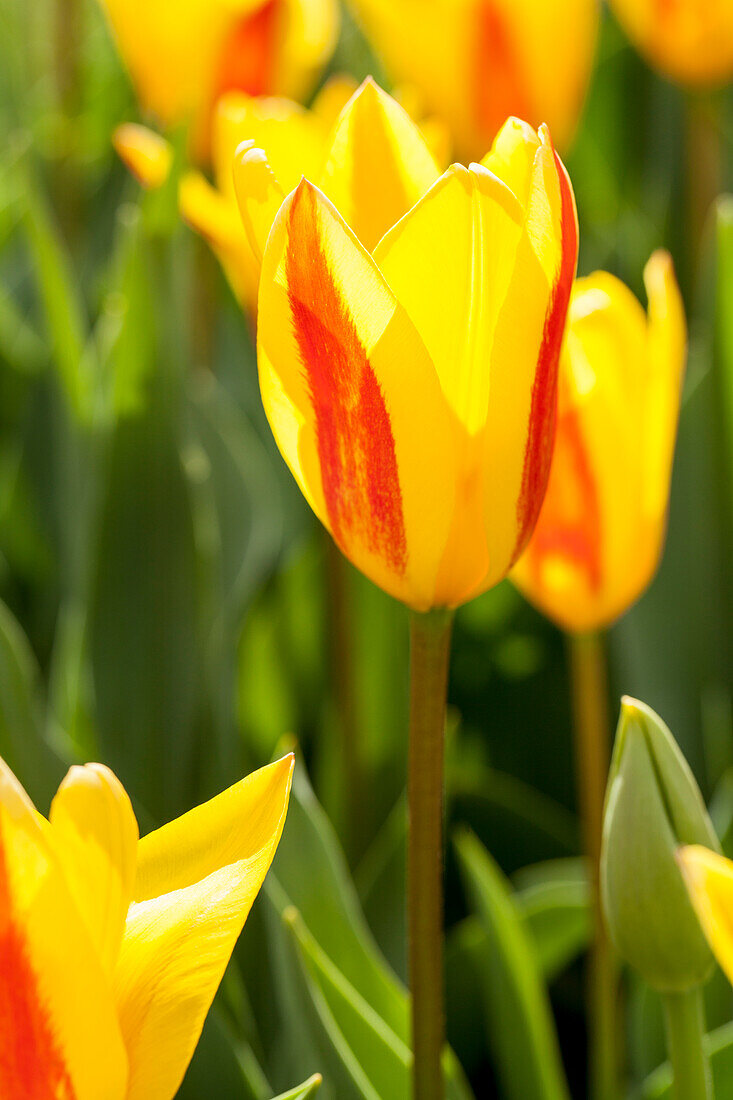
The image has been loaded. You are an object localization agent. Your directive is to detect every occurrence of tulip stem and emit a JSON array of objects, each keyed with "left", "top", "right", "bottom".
[
  {"left": 663, "top": 989, "right": 713, "bottom": 1100},
  {"left": 408, "top": 608, "right": 454, "bottom": 1100},
  {"left": 568, "top": 631, "right": 618, "bottom": 1100}
]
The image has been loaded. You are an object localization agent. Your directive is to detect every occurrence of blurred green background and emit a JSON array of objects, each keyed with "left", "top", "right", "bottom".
[{"left": 0, "top": 1, "right": 732, "bottom": 1097}]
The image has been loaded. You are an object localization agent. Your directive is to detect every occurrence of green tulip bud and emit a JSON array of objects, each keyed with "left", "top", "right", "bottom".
[{"left": 601, "top": 696, "right": 720, "bottom": 992}]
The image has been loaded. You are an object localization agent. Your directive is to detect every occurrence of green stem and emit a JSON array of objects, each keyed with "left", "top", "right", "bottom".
[
  {"left": 408, "top": 608, "right": 454, "bottom": 1100},
  {"left": 663, "top": 989, "right": 713, "bottom": 1100},
  {"left": 685, "top": 91, "right": 723, "bottom": 284},
  {"left": 568, "top": 631, "right": 618, "bottom": 1100}
]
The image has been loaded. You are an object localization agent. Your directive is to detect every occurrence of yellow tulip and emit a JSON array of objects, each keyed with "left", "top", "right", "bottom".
[
  {"left": 113, "top": 123, "right": 173, "bottom": 190},
  {"left": 512, "top": 252, "right": 686, "bottom": 633},
  {"left": 180, "top": 77, "right": 358, "bottom": 316},
  {"left": 237, "top": 87, "right": 578, "bottom": 610},
  {"left": 678, "top": 846, "right": 733, "bottom": 984},
  {"left": 346, "top": 0, "right": 598, "bottom": 157},
  {"left": 97, "top": 0, "right": 339, "bottom": 156},
  {"left": 609, "top": 0, "right": 733, "bottom": 86},
  {"left": 0, "top": 752, "right": 293, "bottom": 1099}
]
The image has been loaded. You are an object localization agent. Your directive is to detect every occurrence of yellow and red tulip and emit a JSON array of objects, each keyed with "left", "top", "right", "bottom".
[
  {"left": 179, "top": 77, "right": 358, "bottom": 316},
  {"left": 237, "top": 89, "right": 578, "bottom": 610},
  {"left": 609, "top": 0, "right": 733, "bottom": 86},
  {"left": 346, "top": 0, "right": 598, "bottom": 158},
  {"left": 679, "top": 846, "right": 733, "bottom": 985},
  {"left": 512, "top": 252, "right": 686, "bottom": 633},
  {"left": 98, "top": 0, "right": 339, "bottom": 157},
  {"left": 0, "top": 752, "right": 293, "bottom": 1099}
]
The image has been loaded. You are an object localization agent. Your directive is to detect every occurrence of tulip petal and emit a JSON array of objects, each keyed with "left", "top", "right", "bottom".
[
  {"left": 512, "top": 254, "right": 683, "bottom": 634},
  {"left": 372, "top": 161, "right": 525, "bottom": 601},
  {"left": 257, "top": 179, "right": 457, "bottom": 608},
  {"left": 214, "top": 91, "right": 326, "bottom": 199},
  {"left": 373, "top": 162, "right": 524, "bottom": 435},
  {"left": 49, "top": 763, "right": 138, "bottom": 975},
  {"left": 269, "top": 0, "right": 340, "bottom": 104},
  {"left": 179, "top": 170, "right": 259, "bottom": 311},
  {"left": 233, "top": 143, "right": 287, "bottom": 263},
  {"left": 310, "top": 74, "right": 360, "bottom": 129},
  {"left": 114, "top": 757, "right": 294, "bottom": 1100},
  {"left": 505, "top": 130, "right": 577, "bottom": 564},
  {"left": 0, "top": 758, "right": 128, "bottom": 1100},
  {"left": 320, "top": 78, "right": 440, "bottom": 251},
  {"left": 113, "top": 123, "right": 172, "bottom": 190},
  {"left": 642, "top": 249, "right": 687, "bottom": 519},
  {"left": 678, "top": 846, "right": 733, "bottom": 985}
]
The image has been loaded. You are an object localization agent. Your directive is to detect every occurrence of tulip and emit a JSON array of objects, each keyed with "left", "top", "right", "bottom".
[
  {"left": 679, "top": 845, "right": 733, "bottom": 985},
  {"left": 97, "top": 0, "right": 339, "bottom": 157},
  {"left": 346, "top": 0, "right": 598, "bottom": 157},
  {"left": 241, "top": 93, "right": 578, "bottom": 611},
  {"left": 601, "top": 698, "right": 718, "bottom": 992},
  {"left": 180, "top": 77, "right": 358, "bottom": 315},
  {"left": 512, "top": 251, "right": 687, "bottom": 633},
  {"left": 609, "top": 0, "right": 733, "bottom": 85},
  {"left": 0, "top": 751, "right": 293, "bottom": 1099},
  {"left": 602, "top": 698, "right": 718, "bottom": 1099}
]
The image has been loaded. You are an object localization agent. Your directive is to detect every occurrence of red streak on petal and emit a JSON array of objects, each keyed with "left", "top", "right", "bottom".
[
  {"left": 0, "top": 835, "right": 76, "bottom": 1099},
  {"left": 215, "top": 0, "right": 280, "bottom": 101},
  {"left": 511, "top": 149, "right": 578, "bottom": 564},
  {"left": 285, "top": 186, "right": 407, "bottom": 575},
  {"left": 475, "top": 1, "right": 532, "bottom": 142},
  {"left": 525, "top": 397, "right": 602, "bottom": 593}
]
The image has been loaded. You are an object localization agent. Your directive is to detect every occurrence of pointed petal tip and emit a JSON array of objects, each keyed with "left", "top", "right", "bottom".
[{"left": 233, "top": 138, "right": 257, "bottom": 164}]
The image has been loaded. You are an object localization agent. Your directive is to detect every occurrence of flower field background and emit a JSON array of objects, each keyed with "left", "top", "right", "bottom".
[{"left": 0, "top": 1, "right": 732, "bottom": 1097}]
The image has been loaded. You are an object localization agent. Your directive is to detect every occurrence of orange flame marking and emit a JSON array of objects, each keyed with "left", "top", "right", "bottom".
[
  {"left": 512, "top": 149, "right": 578, "bottom": 562},
  {"left": 525, "top": 395, "right": 603, "bottom": 593},
  {"left": 0, "top": 833, "right": 76, "bottom": 1099},
  {"left": 475, "top": 1, "right": 532, "bottom": 142},
  {"left": 215, "top": 0, "right": 280, "bottom": 102},
  {"left": 285, "top": 186, "right": 407, "bottom": 575}
]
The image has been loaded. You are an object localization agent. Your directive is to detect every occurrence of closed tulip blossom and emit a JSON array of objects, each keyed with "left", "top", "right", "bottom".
[
  {"left": 0, "top": 752, "right": 293, "bottom": 1099},
  {"left": 238, "top": 86, "right": 578, "bottom": 610},
  {"left": 609, "top": 0, "right": 733, "bottom": 85},
  {"left": 346, "top": 0, "right": 598, "bottom": 157},
  {"left": 97, "top": 0, "right": 339, "bottom": 157},
  {"left": 512, "top": 252, "right": 686, "bottom": 633},
  {"left": 180, "top": 77, "right": 358, "bottom": 315}
]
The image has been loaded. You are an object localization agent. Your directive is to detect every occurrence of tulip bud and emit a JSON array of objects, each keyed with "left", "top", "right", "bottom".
[{"left": 601, "top": 697, "right": 720, "bottom": 991}]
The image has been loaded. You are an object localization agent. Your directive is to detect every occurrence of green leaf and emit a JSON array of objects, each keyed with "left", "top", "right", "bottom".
[
  {"left": 284, "top": 906, "right": 409, "bottom": 1100},
  {"left": 268, "top": 765, "right": 407, "bottom": 1038},
  {"left": 14, "top": 154, "right": 94, "bottom": 422},
  {"left": 271, "top": 1076, "right": 323, "bottom": 1100},
  {"left": 178, "top": 1007, "right": 263, "bottom": 1100},
  {"left": 355, "top": 796, "right": 407, "bottom": 982},
  {"left": 264, "top": 764, "right": 473, "bottom": 1099},
  {"left": 455, "top": 829, "right": 571, "bottom": 1100},
  {"left": 639, "top": 1020, "right": 733, "bottom": 1099},
  {"left": 0, "top": 597, "right": 67, "bottom": 807},
  {"left": 0, "top": 285, "right": 45, "bottom": 375},
  {"left": 513, "top": 859, "right": 591, "bottom": 982},
  {"left": 88, "top": 387, "right": 203, "bottom": 821}
]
